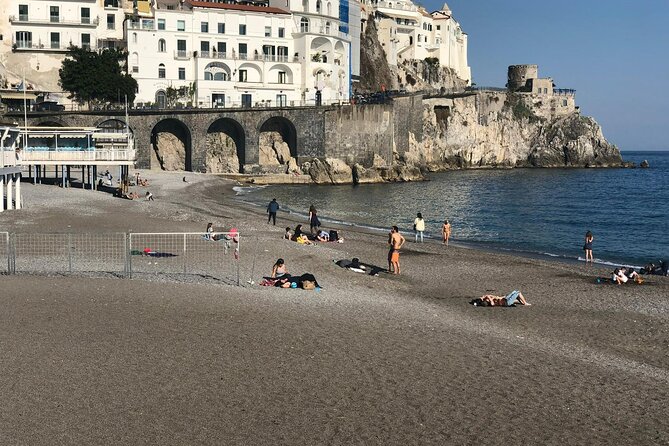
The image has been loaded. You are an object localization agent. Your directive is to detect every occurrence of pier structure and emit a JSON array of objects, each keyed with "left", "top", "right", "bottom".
[
  {"left": 19, "top": 126, "right": 135, "bottom": 191},
  {"left": 1, "top": 125, "right": 22, "bottom": 212}
]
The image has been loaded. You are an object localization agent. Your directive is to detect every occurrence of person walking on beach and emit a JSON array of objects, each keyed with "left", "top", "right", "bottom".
[
  {"left": 309, "top": 204, "right": 321, "bottom": 235},
  {"left": 442, "top": 219, "right": 451, "bottom": 246},
  {"left": 145, "top": 191, "right": 154, "bottom": 201},
  {"left": 583, "top": 231, "right": 594, "bottom": 264},
  {"left": 267, "top": 198, "right": 280, "bottom": 225},
  {"left": 388, "top": 226, "right": 406, "bottom": 275},
  {"left": 414, "top": 213, "right": 425, "bottom": 243}
]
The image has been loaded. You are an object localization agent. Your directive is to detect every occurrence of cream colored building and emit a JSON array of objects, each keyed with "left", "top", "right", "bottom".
[
  {"left": 363, "top": 1, "right": 470, "bottom": 83},
  {"left": 129, "top": 0, "right": 355, "bottom": 108},
  {"left": 0, "top": 0, "right": 129, "bottom": 96}
]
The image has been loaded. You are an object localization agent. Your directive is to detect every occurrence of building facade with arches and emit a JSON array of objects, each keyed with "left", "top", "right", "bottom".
[{"left": 128, "top": 0, "right": 356, "bottom": 108}]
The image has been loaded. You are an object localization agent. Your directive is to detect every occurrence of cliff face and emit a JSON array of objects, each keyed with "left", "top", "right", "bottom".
[{"left": 421, "top": 93, "right": 622, "bottom": 170}]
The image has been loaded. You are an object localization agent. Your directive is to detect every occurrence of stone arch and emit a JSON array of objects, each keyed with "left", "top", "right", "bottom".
[
  {"left": 334, "top": 40, "right": 346, "bottom": 65},
  {"left": 258, "top": 116, "right": 297, "bottom": 169},
  {"left": 206, "top": 118, "right": 246, "bottom": 173},
  {"left": 35, "top": 119, "right": 66, "bottom": 127},
  {"left": 150, "top": 118, "right": 192, "bottom": 171},
  {"left": 96, "top": 118, "right": 133, "bottom": 135}
]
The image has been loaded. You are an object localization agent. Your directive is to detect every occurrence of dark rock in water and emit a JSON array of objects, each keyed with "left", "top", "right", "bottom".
[{"left": 640, "top": 160, "right": 650, "bottom": 168}]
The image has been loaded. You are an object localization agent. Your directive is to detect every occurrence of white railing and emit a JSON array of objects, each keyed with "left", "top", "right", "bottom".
[
  {"left": 21, "top": 149, "right": 135, "bottom": 163},
  {"left": 2, "top": 151, "right": 19, "bottom": 167}
]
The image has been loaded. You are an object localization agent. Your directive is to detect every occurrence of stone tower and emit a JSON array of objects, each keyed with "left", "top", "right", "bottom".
[{"left": 507, "top": 64, "right": 538, "bottom": 92}]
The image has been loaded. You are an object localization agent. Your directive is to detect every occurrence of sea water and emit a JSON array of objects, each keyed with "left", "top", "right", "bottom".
[{"left": 236, "top": 151, "right": 669, "bottom": 267}]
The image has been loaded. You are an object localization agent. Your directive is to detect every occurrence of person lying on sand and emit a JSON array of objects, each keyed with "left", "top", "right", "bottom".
[{"left": 473, "top": 290, "right": 531, "bottom": 307}]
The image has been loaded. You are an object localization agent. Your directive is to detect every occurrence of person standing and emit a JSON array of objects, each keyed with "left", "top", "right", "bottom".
[
  {"left": 267, "top": 198, "right": 280, "bottom": 225},
  {"left": 309, "top": 204, "right": 321, "bottom": 235},
  {"left": 442, "top": 219, "right": 452, "bottom": 246},
  {"left": 388, "top": 226, "right": 406, "bottom": 275},
  {"left": 413, "top": 213, "right": 425, "bottom": 243},
  {"left": 583, "top": 231, "right": 594, "bottom": 263}
]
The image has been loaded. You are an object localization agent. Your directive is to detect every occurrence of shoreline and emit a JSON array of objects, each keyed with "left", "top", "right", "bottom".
[{"left": 1, "top": 169, "right": 668, "bottom": 444}]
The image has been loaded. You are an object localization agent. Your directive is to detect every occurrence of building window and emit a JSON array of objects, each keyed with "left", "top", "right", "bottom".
[
  {"left": 177, "top": 20, "right": 185, "bottom": 31},
  {"left": 158, "top": 63, "right": 166, "bottom": 79},
  {"left": 326, "top": 21, "right": 331, "bottom": 34},
  {"left": 239, "top": 43, "right": 247, "bottom": 58},
  {"left": 200, "top": 40, "right": 210, "bottom": 56},
  {"left": 302, "top": 0, "right": 308, "bottom": 12},
  {"left": 158, "top": 19, "right": 165, "bottom": 30},
  {"left": 239, "top": 69, "right": 247, "bottom": 82},
  {"left": 436, "top": 25, "right": 441, "bottom": 30},
  {"left": 300, "top": 17, "right": 309, "bottom": 33},
  {"left": 15, "top": 31, "right": 32, "bottom": 48},
  {"left": 428, "top": 24, "right": 432, "bottom": 31},
  {"left": 107, "top": 14, "right": 115, "bottom": 30},
  {"left": 50, "top": 6, "right": 59, "bottom": 23},
  {"left": 81, "top": 8, "right": 90, "bottom": 24},
  {"left": 104, "top": 0, "right": 119, "bottom": 7},
  {"left": 158, "top": 39, "right": 166, "bottom": 52},
  {"left": 278, "top": 27, "right": 285, "bottom": 38},
  {"left": 218, "top": 23, "right": 225, "bottom": 34},
  {"left": 316, "top": 0, "right": 321, "bottom": 13},
  {"left": 81, "top": 33, "right": 90, "bottom": 49},
  {"left": 217, "top": 41, "right": 226, "bottom": 55},
  {"left": 278, "top": 71, "right": 287, "bottom": 84},
  {"left": 178, "top": 67, "right": 186, "bottom": 80},
  {"left": 201, "top": 22, "right": 209, "bottom": 33},
  {"left": 265, "top": 27, "right": 271, "bottom": 37},
  {"left": 239, "top": 24, "right": 246, "bottom": 35},
  {"left": 18, "top": 5, "right": 28, "bottom": 21},
  {"left": 177, "top": 39, "right": 186, "bottom": 57},
  {"left": 327, "top": 2, "right": 331, "bottom": 15},
  {"left": 204, "top": 72, "right": 213, "bottom": 80},
  {"left": 50, "top": 32, "right": 60, "bottom": 49},
  {"left": 562, "top": 99, "right": 568, "bottom": 106},
  {"left": 276, "top": 94, "right": 287, "bottom": 107}
]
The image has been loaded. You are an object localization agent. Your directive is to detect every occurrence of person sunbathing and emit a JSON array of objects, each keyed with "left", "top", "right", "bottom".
[{"left": 479, "top": 290, "right": 531, "bottom": 306}]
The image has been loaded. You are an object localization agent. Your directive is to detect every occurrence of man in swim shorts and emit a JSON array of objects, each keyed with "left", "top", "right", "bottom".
[{"left": 388, "top": 226, "right": 405, "bottom": 275}]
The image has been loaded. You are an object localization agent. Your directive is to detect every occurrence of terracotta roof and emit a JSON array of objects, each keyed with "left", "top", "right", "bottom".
[{"left": 187, "top": 0, "right": 290, "bottom": 15}]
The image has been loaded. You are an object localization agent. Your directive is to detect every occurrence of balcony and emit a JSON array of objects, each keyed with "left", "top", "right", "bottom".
[
  {"left": 197, "top": 51, "right": 299, "bottom": 63},
  {"left": 21, "top": 148, "right": 136, "bottom": 163},
  {"left": 2, "top": 151, "right": 20, "bottom": 168},
  {"left": 12, "top": 38, "right": 91, "bottom": 52},
  {"left": 174, "top": 50, "right": 193, "bottom": 60},
  {"left": 9, "top": 15, "right": 99, "bottom": 27}
]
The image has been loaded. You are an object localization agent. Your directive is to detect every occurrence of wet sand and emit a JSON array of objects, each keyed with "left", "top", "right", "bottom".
[{"left": 1, "top": 171, "right": 668, "bottom": 445}]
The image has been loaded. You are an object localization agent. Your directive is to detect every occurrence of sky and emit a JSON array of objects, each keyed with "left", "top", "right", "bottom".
[{"left": 422, "top": 0, "right": 669, "bottom": 150}]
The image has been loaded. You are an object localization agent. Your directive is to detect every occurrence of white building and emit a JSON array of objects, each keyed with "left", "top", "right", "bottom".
[
  {"left": 363, "top": 1, "right": 470, "bottom": 83},
  {"left": 0, "top": 0, "right": 128, "bottom": 94},
  {"left": 1, "top": 124, "right": 22, "bottom": 212},
  {"left": 128, "top": 0, "right": 355, "bottom": 108}
]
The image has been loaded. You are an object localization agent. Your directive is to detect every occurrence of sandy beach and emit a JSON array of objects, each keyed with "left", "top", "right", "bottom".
[{"left": 1, "top": 170, "right": 668, "bottom": 445}]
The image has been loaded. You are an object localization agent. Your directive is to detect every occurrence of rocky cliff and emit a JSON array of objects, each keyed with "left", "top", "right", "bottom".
[{"left": 421, "top": 93, "right": 622, "bottom": 170}]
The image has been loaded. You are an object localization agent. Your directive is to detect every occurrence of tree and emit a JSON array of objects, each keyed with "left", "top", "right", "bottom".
[{"left": 59, "top": 46, "right": 138, "bottom": 105}]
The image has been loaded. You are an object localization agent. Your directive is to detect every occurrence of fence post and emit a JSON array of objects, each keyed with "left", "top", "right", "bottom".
[
  {"left": 183, "top": 233, "right": 187, "bottom": 274},
  {"left": 128, "top": 233, "right": 133, "bottom": 279},
  {"left": 123, "top": 233, "right": 129, "bottom": 277},
  {"left": 68, "top": 233, "right": 73, "bottom": 273}
]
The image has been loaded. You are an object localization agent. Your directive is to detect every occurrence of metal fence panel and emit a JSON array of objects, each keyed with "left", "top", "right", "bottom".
[
  {"left": 0, "top": 232, "right": 8, "bottom": 274},
  {"left": 12, "top": 233, "right": 126, "bottom": 274},
  {"left": 129, "top": 232, "right": 239, "bottom": 284}
]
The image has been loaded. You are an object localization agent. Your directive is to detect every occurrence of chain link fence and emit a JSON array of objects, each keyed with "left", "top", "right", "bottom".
[{"left": 2, "top": 232, "right": 240, "bottom": 285}]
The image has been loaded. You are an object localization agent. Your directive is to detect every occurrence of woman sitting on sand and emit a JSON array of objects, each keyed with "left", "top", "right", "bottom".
[
  {"left": 477, "top": 290, "right": 531, "bottom": 306},
  {"left": 271, "top": 258, "right": 289, "bottom": 278},
  {"left": 292, "top": 224, "right": 304, "bottom": 241}
]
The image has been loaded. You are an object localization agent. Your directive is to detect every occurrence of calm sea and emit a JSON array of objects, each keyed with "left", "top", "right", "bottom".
[{"left": 235, "top": 151, "right": 669, "bottom": 267}]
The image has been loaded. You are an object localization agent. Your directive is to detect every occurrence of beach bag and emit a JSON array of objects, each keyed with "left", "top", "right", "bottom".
[
  {"left": 302, "top": 280, "right": 316, "bottom": 290},
  {"left": 329, "top": 230, "right": 338, "bottom": 241}
]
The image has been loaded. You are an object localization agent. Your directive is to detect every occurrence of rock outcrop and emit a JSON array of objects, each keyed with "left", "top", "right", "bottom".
[
  {"left": 154, "top": 132, "right": 185, "bottom": 171},
  {"left": 421, "top": 93, "right": 622, "bottom": 170},
  {"left": 205, "top": 132, "right": 240, "bottom": 173}
]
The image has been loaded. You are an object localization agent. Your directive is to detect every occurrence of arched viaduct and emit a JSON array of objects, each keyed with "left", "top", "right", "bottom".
[
  {"left": 8, "top": 95, "right": 425, "bottom": 173},
  {"left": 16, "top": 106, "right": 329, "bottom": 173}
]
